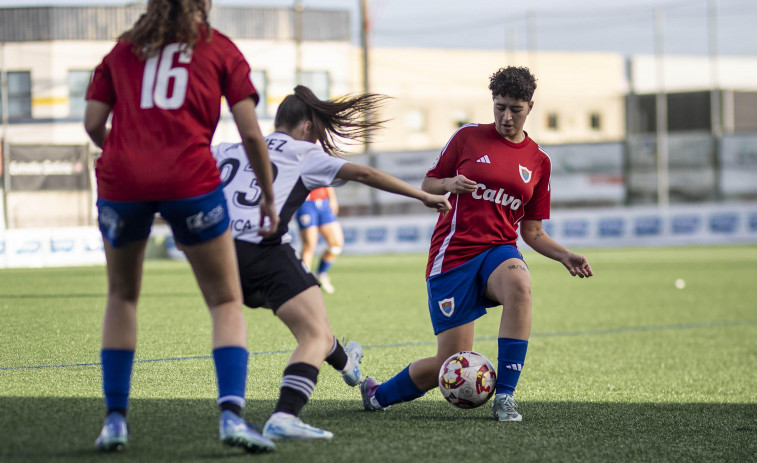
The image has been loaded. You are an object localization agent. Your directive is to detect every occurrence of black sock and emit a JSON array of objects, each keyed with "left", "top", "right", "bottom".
[
  {"left": 220, "top": 402, "right": 242, "bottom": 416},
  {"left": 107, "top": 408, "right": 127, "bottom": 418},
  {"left": 324, "top": 337, "right": 348, "bottom": 371},
  {"left": 274, "top": 362, "right": 319, "bottom": 416}
]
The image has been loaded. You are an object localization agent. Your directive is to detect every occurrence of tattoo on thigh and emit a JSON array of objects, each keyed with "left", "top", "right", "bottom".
[{"left": 507, "top": 264, "right": 527, "bottom": 272}]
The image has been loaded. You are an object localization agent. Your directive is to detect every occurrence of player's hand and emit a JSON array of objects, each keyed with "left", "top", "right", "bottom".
[
  {"left": 423, "top": 193, "right": 452, "bottom": 214},
  {"left": 257, "top": 195, "right": 280, "bottom": 236},
  {"left": 561, "top": 252, "right": 594, "bottom": 278},
  {"left": 443, "top": 175, "right": 477, "bottom": 194}
]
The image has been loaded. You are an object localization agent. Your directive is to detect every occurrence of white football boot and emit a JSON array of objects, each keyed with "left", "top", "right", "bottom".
[{"left": 262, "top": 412, "right": 333, "bottom": 440}]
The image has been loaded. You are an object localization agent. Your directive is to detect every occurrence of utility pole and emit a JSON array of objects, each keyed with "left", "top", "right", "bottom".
[
  {"left": 359, "top": 0, "right": 379, "bottom": 214},
  {"left": 654, "top": 9, "right": 669, "bottom": 209},
  {"left": 360, "top": 0, "right": 370, "bottom": 101},
  {"left": 294, "top": 1, "right": 304, "bottom": 85},
  {"left": 708, "top": 0, "right": 722, "bottom": 200},
  {"left": 506, "top": 25, "right": 516, "bottom": 65},
  {"left": 1, "top": 42, "right": 9, "bottom": 229},
  {"left": 526, "top": 10, "right": 536, "bottom": 69}
]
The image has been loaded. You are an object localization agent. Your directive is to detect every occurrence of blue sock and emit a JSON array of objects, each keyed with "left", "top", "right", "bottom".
[
  {"left": 213, "top": 346, "right": 248, "bottom": 409},
  {"left": 317, "top": 259, "right": 333, "bottom": 274},
  {"left": 101, "top": 349, "right": 135, "bottom": 412},
  {"left": 375, "top": 365, "right": 426, "bottom": 407},
  {"left": 496, "top": 337, "right": 528, "bottom": 395}
]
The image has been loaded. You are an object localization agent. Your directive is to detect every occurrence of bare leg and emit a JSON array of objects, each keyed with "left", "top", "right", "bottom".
[
  {"left": 181, "top": 230, "right": 246, "bottom": 348},
  {"left": 299, "top": 227, "right": 319, "bottom": 271},
  {"left": 485, "top": 258, "right": 532, "bottom": 340},
  {"left": 317, "top": 221, "right": 344, "bottom": 267},
  {"left": 275, "top": 286, "right": 334, "bottom": 367},
  {"left": 407, "top": 321, "right": 476, "bottom": 391},
  {"left": 101, "top": 239, "right": 148, "bottom": 349}
]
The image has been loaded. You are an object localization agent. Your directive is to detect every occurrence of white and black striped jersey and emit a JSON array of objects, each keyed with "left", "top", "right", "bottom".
[{"left": 212, "top": 132, "right": 348, "bottom": 245}]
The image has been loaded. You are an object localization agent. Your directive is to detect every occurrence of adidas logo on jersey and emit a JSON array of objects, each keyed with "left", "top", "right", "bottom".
[
  {"left": 471, "top": 183, "right": 522, "bottom": 210},
  {"left": 476, "top": 155, "right": 491, "bottom": 164}
]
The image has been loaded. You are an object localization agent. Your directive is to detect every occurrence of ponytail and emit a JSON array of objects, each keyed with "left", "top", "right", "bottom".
[{"left": 275, "top": 85, "right": 390, "bottom": 156}]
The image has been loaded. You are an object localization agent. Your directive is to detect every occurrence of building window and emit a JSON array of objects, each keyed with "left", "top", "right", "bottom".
[
  {"left": 1, "top": 71, "right": 32, "bottom": 120},
  {"left": 590, "top": 112, "right": 602, "bottom": 131},
  {"left": 297, "top": 71, "right": 330, "bottom": 100},
  {"left": 453, "top": 109, "right": 470, "bottom": 128},
  {"left": 68, "top": 70, "right": 92, "bottom": 119},
  {"left": 250, "top": 69, "right": 268, "bottom": 117},
  {"left": 405, "top": 109, "right": 426, "bottom": 132},
  {"left": 546, "top": 112, "right": 559, "bottom": 130}
]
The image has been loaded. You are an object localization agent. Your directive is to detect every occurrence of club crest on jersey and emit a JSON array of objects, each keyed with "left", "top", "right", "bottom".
[
  {"left": 519, "top": 164, "right": 532, "bottom": 183},
  {"left": 438, "top": 297, "right": 455, "bottom": 317}
]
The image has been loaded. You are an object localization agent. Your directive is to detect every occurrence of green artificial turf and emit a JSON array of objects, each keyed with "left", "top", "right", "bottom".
[{"left": 1, "top": 245, "right": 755, "bottom": 462}]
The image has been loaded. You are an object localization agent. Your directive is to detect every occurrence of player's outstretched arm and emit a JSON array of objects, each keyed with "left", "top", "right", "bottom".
[
  {"left": 421, "top": 175, "right": 477, "bottom": 195},
  {"left": 520, "top": 219, "right": 594, "bottom": 278},
  {"left": 336, "top": 163, "right": 451, "bottom": 214},
  {"left": 230, "top": 97, "right": 279, "bottom": 235}
]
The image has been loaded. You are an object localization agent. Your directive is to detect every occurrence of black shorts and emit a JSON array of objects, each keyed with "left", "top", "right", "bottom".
[{"left": 234, "top": 240, "right": 319, "bottom": 312}]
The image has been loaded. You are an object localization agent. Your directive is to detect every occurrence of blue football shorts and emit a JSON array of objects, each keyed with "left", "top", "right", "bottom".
[
  {"left": 295, "top": 199, "right": 337, "bottom": 229},
  {"left": 426, "top": 244, "right": 525, "bottom": 335},
  {"left": 97, "top": 185, "right": 230, "bottom": 248}
]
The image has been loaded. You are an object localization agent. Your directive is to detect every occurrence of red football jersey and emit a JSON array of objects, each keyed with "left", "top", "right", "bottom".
[
  {"left": 86, "top": 28, "right": 258, "bottom": 201},
  {"left": 306, "top": 187, "right": 330, "bottom": 201},
  {"left": 426, "top": 123, "right": 551, "bottom": 278}
]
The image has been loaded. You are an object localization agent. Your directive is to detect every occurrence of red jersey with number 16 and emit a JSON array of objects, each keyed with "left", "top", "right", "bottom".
[
  {"left": 86, "top": 28, "right": 258, "bottom": 201},
  {"left": 425, "top": 123, "right": 552, "bottom": 278}
]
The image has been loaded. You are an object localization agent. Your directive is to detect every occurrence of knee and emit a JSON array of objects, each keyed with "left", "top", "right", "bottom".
[
  {"left": 300, "top": 235, "right": 315, "bottom": 249},
  {"left": 327, "top": 246, "right": 342, "bottom": 256},
  {"left": 108, "top": 283, "right": 139, "bottom": 304},
  {"left": 509, "top": 280, "right": 532, "bottom": 305},
  {"left": 304, "top": 329, "right": 334, "bottom": 358},
  {"left": 299, "top": 322, "right": 333, "bottom": 350},
  {"left": 205, "top": 289, "right": 240, "bottom": 309}
]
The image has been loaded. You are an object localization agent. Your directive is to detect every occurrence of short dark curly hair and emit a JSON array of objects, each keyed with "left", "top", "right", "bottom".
[{"left": 488, "top": 67, "right": 537, "bottom": 102}]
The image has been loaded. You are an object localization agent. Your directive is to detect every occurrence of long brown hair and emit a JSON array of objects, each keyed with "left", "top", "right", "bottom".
[
  {"left": 120, "top": 0, "right": 211, "bottom": 58},
  {"left": 274, "top": 85, "right": 390, "bottom": 156}
]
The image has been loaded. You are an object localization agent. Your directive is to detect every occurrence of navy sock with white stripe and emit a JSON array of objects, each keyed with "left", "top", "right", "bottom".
[
  {"left": 496, "top": 337, "right": 528, "bottom": 395},
  {"left": 274, "top": 362, "right": 319, "bottom": 416}
]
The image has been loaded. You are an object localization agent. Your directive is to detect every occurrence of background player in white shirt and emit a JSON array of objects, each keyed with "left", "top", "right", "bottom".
[
  {"left": 212, "top": 85, "right": 450, "bottom": 440},
  {"left": 359, "top": 67, "right": 593, "bottom": 422}
]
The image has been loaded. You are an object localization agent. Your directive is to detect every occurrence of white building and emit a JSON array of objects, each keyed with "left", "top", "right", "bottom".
[{"left": 1, "top": 4, "right": 756, "bottom": 227}]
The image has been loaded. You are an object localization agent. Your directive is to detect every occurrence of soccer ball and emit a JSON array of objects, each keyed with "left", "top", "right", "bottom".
[{"left": 438, "top": 351, "right": 496, "bottom": 409}]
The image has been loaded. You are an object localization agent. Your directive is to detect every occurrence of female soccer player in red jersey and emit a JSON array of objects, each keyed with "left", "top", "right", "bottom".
[
  {"left": 84, "top": 0, "right": 278, "bottom": 453},
  {"left": 360, "top": 66, "right": 594, "bottom": 422},
  {"left": 295, "top": 186, "right": 344, "bottom": 293}
]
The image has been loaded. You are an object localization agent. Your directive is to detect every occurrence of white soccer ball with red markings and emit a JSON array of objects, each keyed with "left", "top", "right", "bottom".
[{"left": 438, "top": 351, "right": 496, "bottom": 409}]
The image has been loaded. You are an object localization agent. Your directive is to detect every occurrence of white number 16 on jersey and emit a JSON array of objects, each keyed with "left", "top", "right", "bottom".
[{"left": 140, "top": 43, "right": 192, "bottom": 110}]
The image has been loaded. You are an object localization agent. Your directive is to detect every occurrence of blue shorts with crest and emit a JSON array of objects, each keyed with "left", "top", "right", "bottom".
[
  {"left": 97, "top": 185, "right": 230, "bottom": 247},
  {"left": 295, "top": 199, "right": 337, "bottom": 229},
  {"left": 426, "top": 244, "right": 525, "bottom": 335}
]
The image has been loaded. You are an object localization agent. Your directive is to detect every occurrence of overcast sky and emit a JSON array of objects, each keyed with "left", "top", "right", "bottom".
[{"left": 1, "top": 0, "right": 756, "bottom": 56}]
